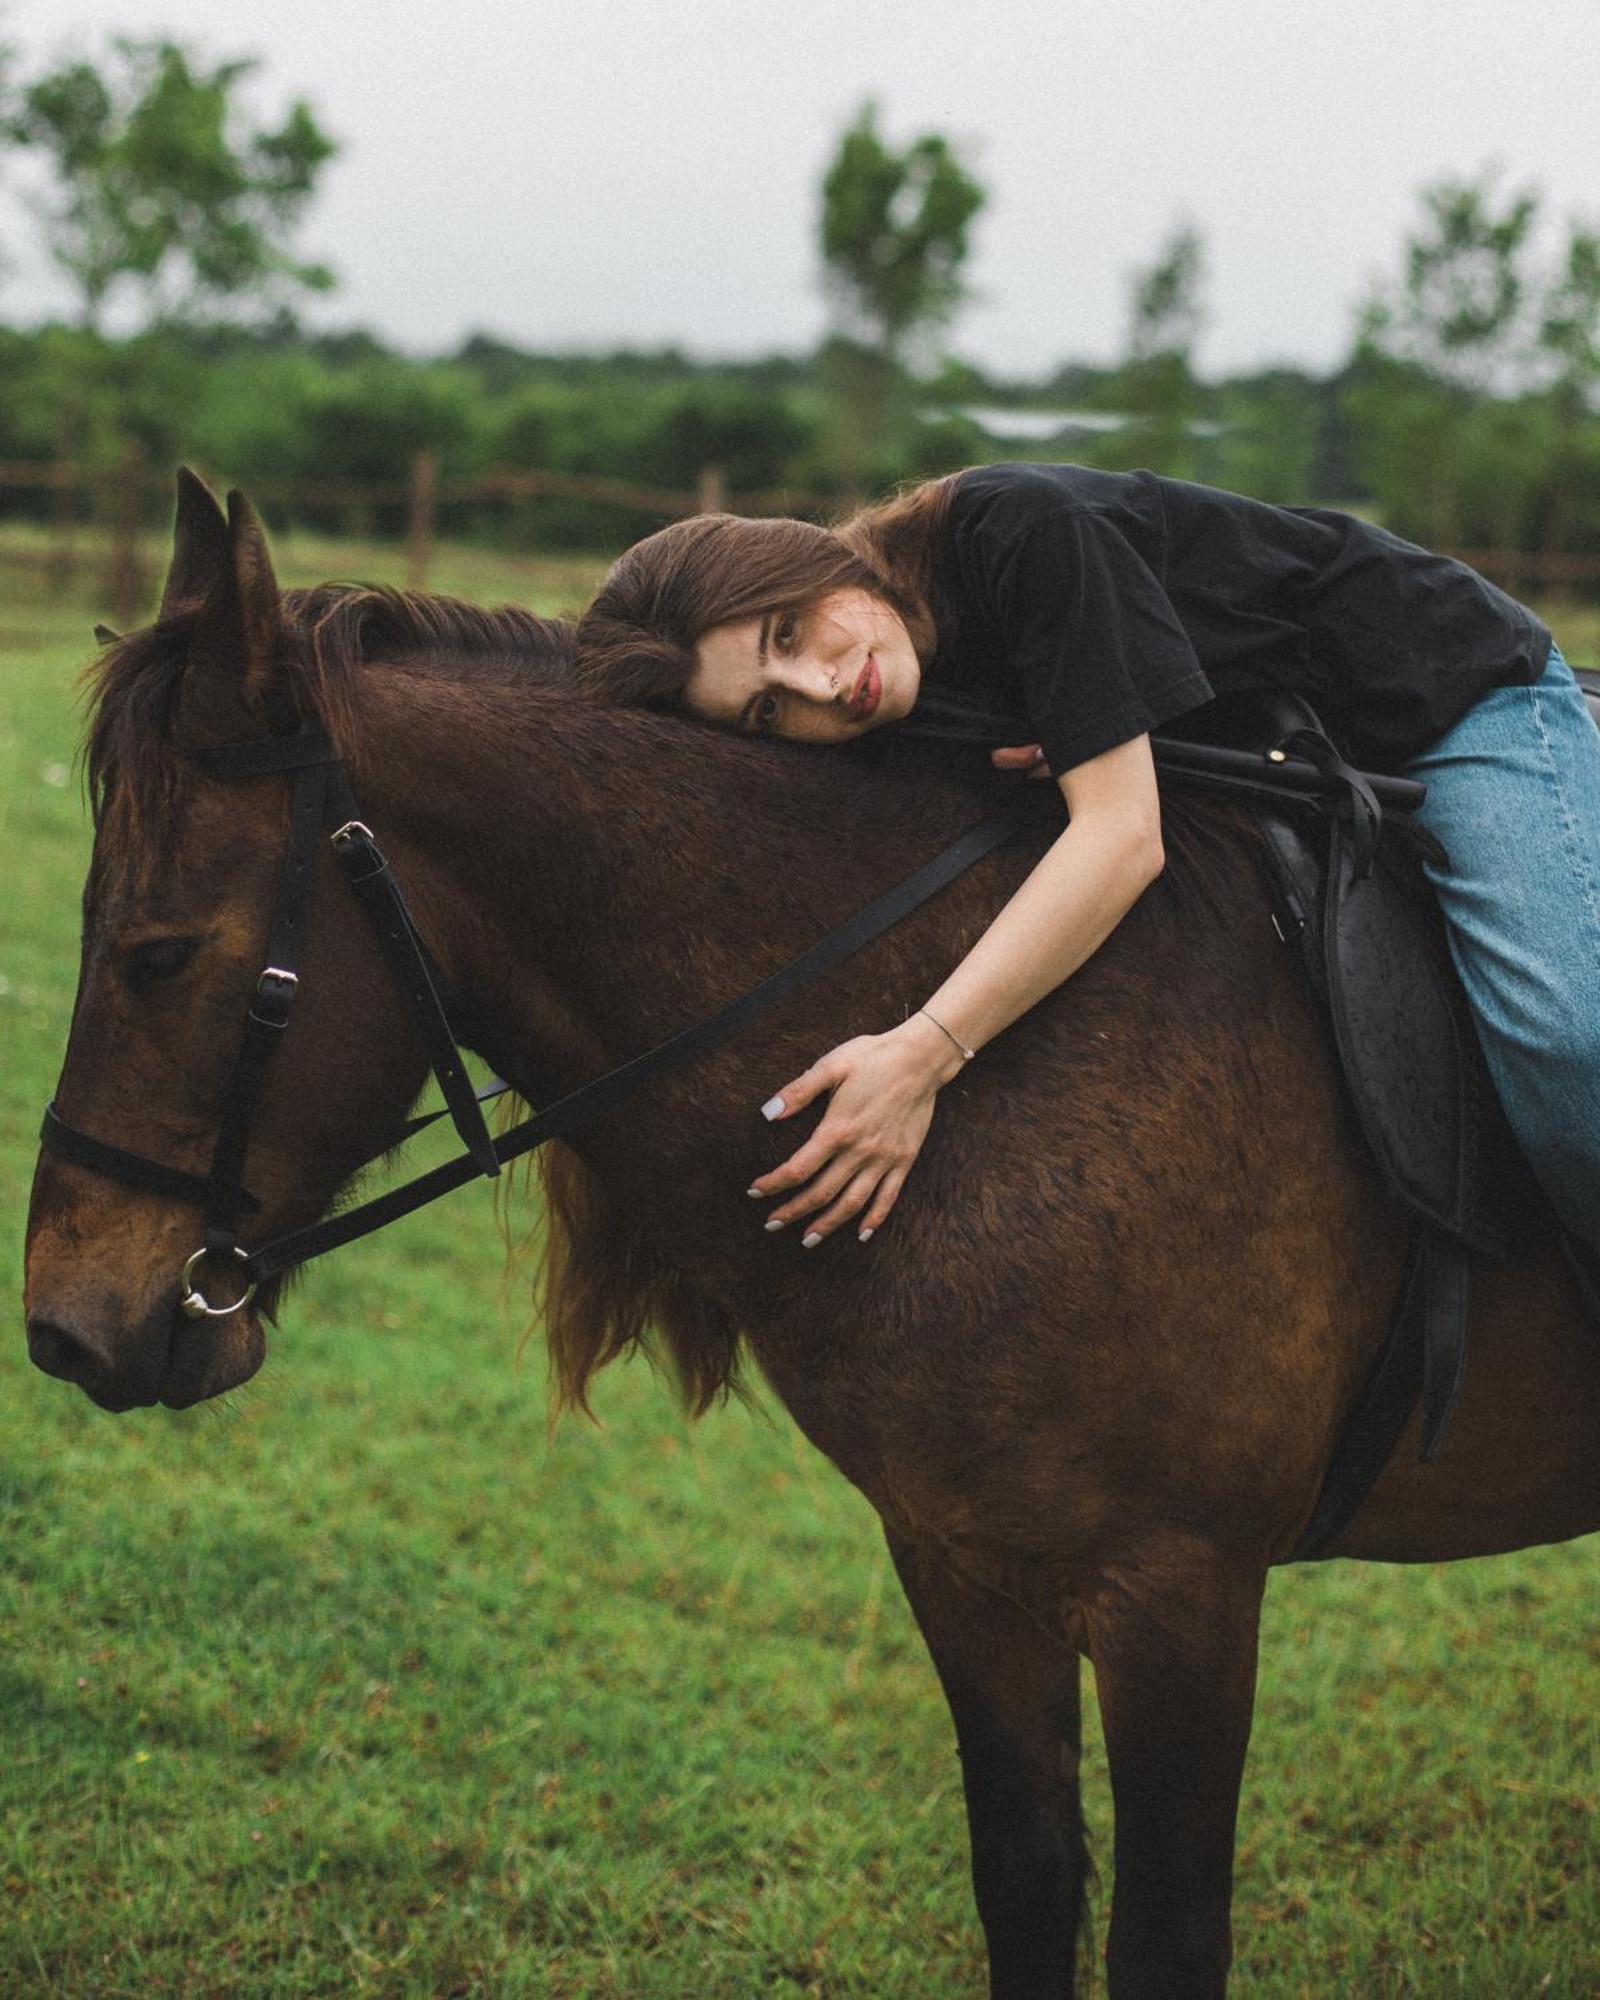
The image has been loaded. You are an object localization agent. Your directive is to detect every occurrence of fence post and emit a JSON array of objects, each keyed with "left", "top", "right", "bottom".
[
  {"left": 102, "top": 440, "right": 146, "bottom": 628},
  {"left": 696, "top": 464, "right": 726, "bottom": 515},
  {"left": 406, "top": 448, "right": 439, "bottom": 590},
  {"left": 47, "top": 412, "right": 79, "bottom": 598}
]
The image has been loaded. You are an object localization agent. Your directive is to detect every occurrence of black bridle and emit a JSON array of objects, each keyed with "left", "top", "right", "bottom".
[
  {"left": 40, "top": 713, "right": 1421, "bottom": 1322},
  {"left": 39, "top": 723, "right": 1033, "bottom": 1318}
]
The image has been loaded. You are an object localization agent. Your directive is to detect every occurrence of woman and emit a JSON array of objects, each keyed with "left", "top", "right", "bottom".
[{"left": 576, "top": 460, "right": 1598, "bottom": 1257}]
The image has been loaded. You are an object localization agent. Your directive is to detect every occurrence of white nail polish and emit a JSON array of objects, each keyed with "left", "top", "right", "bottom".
[
  {"left": 746, "top": 1186, "right": 764, "bottom": 1198},
  {"left": 858, "top": 1227, "right": 874, "bottom": 1243},
  {"left": 761, "top": 1096, "right": 786, "bottom": 1121},
  {"left": 801, "top": 1231, "right": 822, "bottom": 1249},
  {"left": 765, "top": 1217, "right": 786, "bottom": 1232}
]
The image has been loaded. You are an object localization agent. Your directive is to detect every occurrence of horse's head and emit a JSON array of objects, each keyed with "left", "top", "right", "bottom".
[{"left": 24, "top": 472, "right": 435, "bottom": 1409}]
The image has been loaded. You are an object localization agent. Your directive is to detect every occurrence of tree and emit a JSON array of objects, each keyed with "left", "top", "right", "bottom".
[
  {"left": 6, "top": 36, "right": 336, "bottom": 331},
  {"left": 0, "top": 38, "right": 20, "bottom": 289},
  {"left": 821, "top": 101, "right": 985, "bottom": 364},
  {"left": 1536, "top": 221, "right": 1600, "bottom": 552},
  {"left": 1128, "top": 221, "right": 1205, "bottom": 368},
  {"left": 1360, "top": 169, "right": 1540, "bottom": 397},
  {"left": 1110, "top": 222, "right": 1207, "bottom": 478},
  {"left": 818, "top": 102, "right": 985, "bottom": 467},
  {"left": 1344, "top": 169, "right": 1584, "bottom": 548}
]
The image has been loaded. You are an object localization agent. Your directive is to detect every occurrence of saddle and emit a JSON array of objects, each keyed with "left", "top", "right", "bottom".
[{"left": 1160, "top": 685, "right": 1566, "bottom": 1560}]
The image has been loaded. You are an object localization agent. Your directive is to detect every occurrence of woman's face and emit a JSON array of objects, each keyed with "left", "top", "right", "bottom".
[{"left": 684, "top": 587, "right": 922, "bottom": 744}]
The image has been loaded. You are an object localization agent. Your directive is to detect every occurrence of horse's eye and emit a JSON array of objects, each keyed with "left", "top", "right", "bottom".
[{"left": 123, "top": 937, "right": 200, "bottom": 994}]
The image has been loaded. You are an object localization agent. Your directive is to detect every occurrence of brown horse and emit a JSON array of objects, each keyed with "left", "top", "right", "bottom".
[{"left": 23, "top": 476, "right": 1600, "bottom": 1997}]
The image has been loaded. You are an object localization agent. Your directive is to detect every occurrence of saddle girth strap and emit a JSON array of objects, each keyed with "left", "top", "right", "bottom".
[{"left": 1290, "top": 1219, "right": 1471, "bottom": 1559}]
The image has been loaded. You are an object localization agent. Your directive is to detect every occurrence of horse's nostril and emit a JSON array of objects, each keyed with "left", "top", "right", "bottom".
[{"left": 26, "top": 1316, "right": 109, "bottom": 1387}]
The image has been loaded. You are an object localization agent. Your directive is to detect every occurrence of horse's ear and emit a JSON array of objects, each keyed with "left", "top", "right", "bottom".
[
  {"left": 160, "top": 467, "right": 231, "bottom": 619},
  {"left": 223, "top": 489, "right": 282, "bottom": 686},
  {"left": 179, "top": 483, "right": 287, "bottom": 742}
]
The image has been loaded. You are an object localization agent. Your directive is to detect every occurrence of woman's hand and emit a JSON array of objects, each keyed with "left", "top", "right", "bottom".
[{"left": 749, "top": 1013, "right": 964, "bottom": 1246}]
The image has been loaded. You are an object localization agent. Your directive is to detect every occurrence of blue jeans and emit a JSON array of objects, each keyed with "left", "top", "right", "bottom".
[{"left": 1401, "top": 643, "right": 1600, "bottom": 1250}]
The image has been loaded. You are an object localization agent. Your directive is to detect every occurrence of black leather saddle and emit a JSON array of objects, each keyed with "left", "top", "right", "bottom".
[{"left": 1165, "top": 687, "right": 1540, "bottom": 1254}]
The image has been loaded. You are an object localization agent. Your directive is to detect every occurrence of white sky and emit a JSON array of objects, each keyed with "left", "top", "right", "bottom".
[{"left": 6, "top": 0, "right": 1599, "bottom": 378}]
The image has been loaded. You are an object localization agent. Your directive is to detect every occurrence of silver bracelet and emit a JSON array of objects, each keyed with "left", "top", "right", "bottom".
[{"left": 919, "top": 1007, "right": 976, "bottom": 1062}]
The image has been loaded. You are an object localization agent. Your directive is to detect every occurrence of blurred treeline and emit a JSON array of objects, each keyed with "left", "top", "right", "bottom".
[
  {"left": 9, "top": 307, "right": 1598, "bottom": 561},
  {"left": 2, "top": 40, "right": 1597, "bottom": 560}
]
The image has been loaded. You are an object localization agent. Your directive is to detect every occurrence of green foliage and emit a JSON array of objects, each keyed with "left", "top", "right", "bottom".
[
  {"left": 300, "top": 360, "right": 480, "bottom": 484},
  {"left": 819, "top": 102, "right": 985, "bottom": 363},
  {"left": 1127, "top": 221, "right": 1206, "bottom": 366},
  {"left": 818, "top": 104, "right": 985, "bottom": 473},
  {"left": 1205, "top": 369, "right": 1335, "bottom": 505},
  {"left": 1363, "top": 171, "right": 1540, "bottom": 393},
  {"left": 0, "top": 149, "right": 1595, "bottom": 564},
  {"left": 5, "top": 35, "right": 335, "bottom": 330},
  {"left": 1541, "top": 224, "right": 1600, "bottom": 391},
  {"left": 1348, "top": 171, "right": 1600, "bottom": 551},
  {"left": 1104, "top": 222, "right": 1207, "bottom": 480}
]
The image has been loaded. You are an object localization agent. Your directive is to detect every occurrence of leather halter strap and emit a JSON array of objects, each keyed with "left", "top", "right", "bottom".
[
  {"left": 39, "top": 723, "right": 503, "bottom": 1297},
  {"left": 41, "top": 731, "right": 340, "bottom": 1257}
]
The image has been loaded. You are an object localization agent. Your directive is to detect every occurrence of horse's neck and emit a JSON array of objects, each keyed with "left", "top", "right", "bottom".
[{"left": 347, "top": 666, "right": 893, "bottom": 1110}]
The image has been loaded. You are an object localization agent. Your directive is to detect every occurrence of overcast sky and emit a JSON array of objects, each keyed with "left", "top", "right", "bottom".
[{"left": 6, "top": 0, "right": 1599, "bottom": 379}]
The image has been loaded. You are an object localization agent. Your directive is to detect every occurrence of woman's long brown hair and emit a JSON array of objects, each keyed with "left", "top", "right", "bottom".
[{"left": 575, "top": 475, "right": 960, "bottom": 710}]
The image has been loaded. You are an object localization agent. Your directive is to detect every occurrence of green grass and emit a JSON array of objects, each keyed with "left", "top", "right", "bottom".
[{"left": 3, "top": 543, "right": 1600, "bottom": 1995}]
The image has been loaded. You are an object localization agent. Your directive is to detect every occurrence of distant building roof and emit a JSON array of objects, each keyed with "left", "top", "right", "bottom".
[
  {"left": 950, "top": 405, "right": 1131, "bottom": 441},
  {"left": 935, "top": 405, "right": 1227, "bottom": 444}
]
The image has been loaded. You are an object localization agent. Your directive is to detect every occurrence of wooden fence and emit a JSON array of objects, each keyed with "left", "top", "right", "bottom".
[
  {"left": 0, "top": 448, "right": 824, "bottom": 624},
  {"left": 3, "top": 447, "right": 1598, "bottom": 627}
]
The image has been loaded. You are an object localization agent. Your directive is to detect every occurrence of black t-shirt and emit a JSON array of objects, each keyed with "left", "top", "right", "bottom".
[{"left": 912, "top": 462, "right": 1551, "bottom": 772}]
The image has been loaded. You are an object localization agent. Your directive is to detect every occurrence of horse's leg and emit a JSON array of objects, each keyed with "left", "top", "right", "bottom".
[
  {"left": 889, "top": 1534, "right": 1089, "bottom": 2000},
  {"left": 1085, "top": 1537, "right": 1266, "bottom": 2000}
]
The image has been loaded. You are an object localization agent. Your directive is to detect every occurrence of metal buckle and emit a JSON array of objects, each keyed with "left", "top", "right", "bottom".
[
  {"left": 330, "top": 820, "right": 372, "bottom": 849},
  {"left": 249, "top": 965, "right": 299, "bottom": 1028},
  {"left": 179, "top": 1245, "right": 258, "bottom": 1320}
]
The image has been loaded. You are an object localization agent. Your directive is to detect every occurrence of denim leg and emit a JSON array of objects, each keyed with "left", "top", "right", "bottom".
[{"left": 1401, "top": 646, "right": 1600, "bottom": 1251}]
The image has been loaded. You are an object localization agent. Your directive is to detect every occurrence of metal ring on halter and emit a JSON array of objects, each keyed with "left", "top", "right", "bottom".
[{"left": 179, "top": 1245, "right": 258, "bottom": 1320}]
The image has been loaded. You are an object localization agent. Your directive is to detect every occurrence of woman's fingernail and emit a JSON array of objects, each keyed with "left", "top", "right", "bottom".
[
  {"left": 765, "top": 1217, "right": 786, "bottom": 1232},
  {"left": 761, "top": 1096, "right": 786, "bottom": 1121},
  {"left": 802, "top": 1231, "right": 822, "bottom": 1249},
  {"left": 746, "top": 1186, "right": 764, "bottom": 1198},
  {"left": 858, "top": 1227, "right": 874, "bottom": 1243}
]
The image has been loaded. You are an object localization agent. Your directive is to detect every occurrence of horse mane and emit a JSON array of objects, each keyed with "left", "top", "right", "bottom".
[
  {"left": 79, "top": 579, "right": 1268, "bottom": 1421},
  {"left": 83, "top": 584, "right": 574, "bottom": 847}
]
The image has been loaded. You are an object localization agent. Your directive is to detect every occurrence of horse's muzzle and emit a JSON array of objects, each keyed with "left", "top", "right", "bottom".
[
  {"left": 24, "top": 1293, "right": 263, "bottom": 1410},
  {"left": 26, "top": 1309, "right": 162, "bottom": 1409}
]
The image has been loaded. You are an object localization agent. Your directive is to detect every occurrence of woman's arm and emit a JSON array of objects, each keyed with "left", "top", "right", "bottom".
[{"left": 750, "top": 733, "right": 1165, "bottom": 1244}]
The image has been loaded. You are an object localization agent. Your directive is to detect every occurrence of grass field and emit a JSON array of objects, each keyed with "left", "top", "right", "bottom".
[{"left": 4, "top": 530, "right": 1600, "bottom": 1996}]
